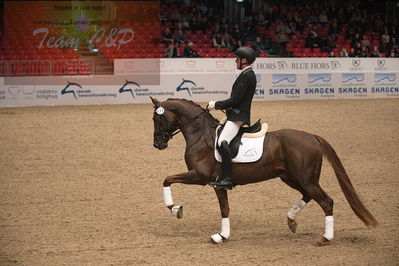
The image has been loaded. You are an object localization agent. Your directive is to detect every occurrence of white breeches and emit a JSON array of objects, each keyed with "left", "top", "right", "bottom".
[{"left": 218, "top": 120, "right": 243, "bottom": 147}]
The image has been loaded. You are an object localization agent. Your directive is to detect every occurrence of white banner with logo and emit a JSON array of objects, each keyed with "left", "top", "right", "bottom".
[{"left": 0, "top": 58, "right": 398, "bottom": 107}]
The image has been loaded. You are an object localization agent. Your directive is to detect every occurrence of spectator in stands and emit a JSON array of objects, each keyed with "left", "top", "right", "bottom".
[
  {"left": 329, "top": 18, "right": 339, "bottom": 36},
  {"left": 370, "top": 46, "right": 381, "bottom": 57},
  {"left": 233, "top": 39, "right": 244, "bottom": 52},
  {"left": 276, "top": 30, "right": 289, "bottom": 47},
  {"left": 381, "top": 28, "right": 390, "bottom": 45},
  {"left": 340, "top": 47, "right": 349, "bottom": 57},
  {"left": 183, "top": 42, "right": 200, "bottom": 58},
  {"left": 390, "top": 26, "right": 398, "bottom": 42},
  {"left": 222, "top": 32, "right": 234, "bottom": 50},
  {"left": 253, "top": 36, "right": 266, "bottom": 53},
  {"left": 222, "top": 23, "right": 230, "bottom": 35},
  {"left": 349, "top": 47, "right": 356, "bottom": 57},
  {"left": 319, "top": 10, "right": 328, "bottom": 24},
  {"left": 326, "top": 35, "right": 337, "bottom": 52},
  {"left": 285, "top": 21, "right": 295, "bottom": 36},
  {"left": 197, "top": 13, "right": 209, "bottom": 33},
  {"left": 165, "top": 40, "right": 179, "bottom": 58},
  {"left": 355, "top": 41, "right": 364, "bottom": 56},
  {"left": 381, "top": 28, "right": 390, "bottom": 54},
  {"left": 319, "top": 35, "right": 329, "bottom": 53},
  {"left": 351, "top": 33, "right": 362, "bottom": 47},
  {"left": 328, "top": 51, "right": 335, "bottom": 57},
  {"left": 388, "top": 50, "right": 396, "bottom": 57},
  {"left": 305, "top": 31, "right": 319, "bottom": 49},
  {"left": 163, "top": 27, "right": 174, "bottom": 44},
  {"left": 390, "top": 37, "right": 398, "bottom": 54},
  {"left": 177, "top": 17, "right": 190, "bottom": 30},
  {"left": 275, "top": 20, "right": 286, "bottom": 36},
  {"left": 231, "top": 24, "right": 242, "bottom": 41},
  {"left": 212, "top": 23, "right": 223, "bottom": 35},
  {"left": 170, "top": 9, "right": 182, "bottom": 22},
  {"left": 190, "top": 16, "right": 201, "bottom": 33},
  {"left": 360, "top": 47, "right": 369, "bottom": 57},
  {"left": 174, "top": 29, "right": 187, "bottom": 44},
  {"left": 213, "top": 33, "right": 226, "bottom": 52},
  {"left": 361, "top": 34, "right": 371, "bottom": 50}
]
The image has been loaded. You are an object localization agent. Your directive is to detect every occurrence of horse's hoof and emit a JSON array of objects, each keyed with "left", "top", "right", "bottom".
[
  {"left": 171, "top": 205, "right": 183, "bottom": 219},
  {"left": 287, "top": 217, "right": 297, "bottom": 233},
  {"left": 313, "top": 236, "right": 330, "bottom": 246},
  {"left": 211, "top": 234, "right": 226, "bottom": 244}
]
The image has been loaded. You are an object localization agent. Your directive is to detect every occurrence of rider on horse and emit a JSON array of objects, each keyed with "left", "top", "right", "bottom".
[{"left": 207, "top": 46, "right": 257, "bottom": 190}]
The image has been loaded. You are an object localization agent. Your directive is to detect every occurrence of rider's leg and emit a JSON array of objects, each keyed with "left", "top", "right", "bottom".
[
  {"left": 213, "top": 120, "right": 242, "bottom": 189},
  {"left": 217, "top": 120, "right": 242, "bottom": 147}
]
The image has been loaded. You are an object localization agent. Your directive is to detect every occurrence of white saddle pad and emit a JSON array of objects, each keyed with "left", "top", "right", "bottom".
[{"left": 214, "top": 123, "right": 268, "bottom": 163}]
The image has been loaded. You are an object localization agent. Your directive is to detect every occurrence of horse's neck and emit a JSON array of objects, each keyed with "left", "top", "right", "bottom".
[
  {"left": 166, "top": 100, "right": 217, "bottom": 148},
  {"left": 180, "top": 113, "right": 217, "bottom": 147}
]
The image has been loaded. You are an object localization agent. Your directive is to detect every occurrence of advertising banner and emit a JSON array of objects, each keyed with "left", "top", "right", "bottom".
[{"left": 0, "top": 58, "right": 398, "bottom": 107}]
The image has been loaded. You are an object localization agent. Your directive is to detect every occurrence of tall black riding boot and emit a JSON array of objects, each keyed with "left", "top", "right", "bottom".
[{"left": 213, "top": 140, "right": 234, "bottom": 190}]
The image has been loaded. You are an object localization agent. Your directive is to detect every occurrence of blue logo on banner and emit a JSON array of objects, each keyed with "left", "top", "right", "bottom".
[
  {"left": 374, "top": 73, "right": 396, "bottom": 85},
  {"left": 341, "top": 73, "right": 365, "bottom": 86},
  {"left": 61, "top": 81, "right": 82, "bottom": 99},
  {"left": 308, "top": 73, "right": 331, "bottom": 86},
  {"left": 176, "top": 78, "right": 197, "bottom": 96},
  {"left": 119, "top": 80, "right": 140, "bottom": 98},
  {"left": 256, "top": 74, "right": 262, "bottom": 85},
  {"left": 272, "top": 74, "right": 297, "bottom": 87}
]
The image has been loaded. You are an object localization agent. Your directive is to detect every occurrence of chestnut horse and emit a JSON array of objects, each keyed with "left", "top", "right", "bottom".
[{"left": 151, "top": 97, "right": 377, "bottom": 245}]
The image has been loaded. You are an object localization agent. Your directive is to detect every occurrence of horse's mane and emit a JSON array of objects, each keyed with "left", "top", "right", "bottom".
[{"left": 166, "top": 98, "right": 219, "bottom": 125}]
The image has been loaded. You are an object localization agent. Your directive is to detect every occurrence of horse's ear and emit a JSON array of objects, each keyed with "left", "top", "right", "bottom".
[{"left": 150, "top": 96, "right": 160, "bottom": 107}]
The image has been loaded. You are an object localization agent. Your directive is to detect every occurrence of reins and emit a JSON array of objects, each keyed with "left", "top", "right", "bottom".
[{"left": 170, "top": 108, "right": 210, "bottom": 137}]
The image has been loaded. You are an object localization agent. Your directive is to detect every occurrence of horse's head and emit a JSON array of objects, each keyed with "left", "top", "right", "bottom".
[{"left": 151, "top": 97, "right": 180, "bottom": 150}]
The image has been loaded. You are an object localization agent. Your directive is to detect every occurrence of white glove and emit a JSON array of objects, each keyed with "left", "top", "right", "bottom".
[{"left": 207, "top": 101, "right": 216, "bottom": 110}]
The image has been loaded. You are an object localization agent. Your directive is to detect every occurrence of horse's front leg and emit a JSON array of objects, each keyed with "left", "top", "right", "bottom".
[
  {"left": 211, "top": 188, "right": 230, "bottom": 244},
  {"left": 163, "top": 169, "right": 200, "bottom": 218}
]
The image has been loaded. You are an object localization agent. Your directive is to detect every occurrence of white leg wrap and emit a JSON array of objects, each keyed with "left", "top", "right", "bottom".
[
  {"left": 323, "top": 216, "right": 334, "bottom": 240},
  {"left": 211, "top": 218, "right": 230, "bottom": 244},
  {"left": 287, "top": 199, "right": 307, "bottom": 219},
  {"left": 163, "top": 187, "right": 174, "bottom": 207},
  {"left": 220, "top": 218, "right": 230, "bottom": 239}
]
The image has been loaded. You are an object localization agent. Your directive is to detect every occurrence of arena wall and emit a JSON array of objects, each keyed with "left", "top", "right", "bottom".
[{"left": 0, "top": 57, "right": 398, "bottom": 107}]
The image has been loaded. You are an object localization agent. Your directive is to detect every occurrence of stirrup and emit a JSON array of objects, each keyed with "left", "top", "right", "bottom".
[{"left": 209, "top": 177, "right": 234, "bottom": 190}]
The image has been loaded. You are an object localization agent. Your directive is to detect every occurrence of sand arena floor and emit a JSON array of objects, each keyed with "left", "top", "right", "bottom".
[{"left": 0, "top": 98, "right": 398, "bottom": 265}]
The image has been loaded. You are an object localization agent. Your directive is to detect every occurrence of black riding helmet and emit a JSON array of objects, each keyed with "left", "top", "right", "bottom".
[{"left": 235, "top": 46, "right": 257, "bottom": 64}]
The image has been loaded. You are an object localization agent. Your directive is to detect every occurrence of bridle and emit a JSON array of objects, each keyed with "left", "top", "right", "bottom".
[{"left": 153, "top": 106, "right": 209, "bottom": 143}]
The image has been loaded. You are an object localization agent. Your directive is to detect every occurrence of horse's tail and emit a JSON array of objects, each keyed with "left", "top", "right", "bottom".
[{"left": 314, "top": 135, "right": 378, "bottom": 227}]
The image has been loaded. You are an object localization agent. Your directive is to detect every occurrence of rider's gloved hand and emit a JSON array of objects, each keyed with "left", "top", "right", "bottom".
[{"left": 207, "top": 101, "right": 216, "bottom": 110}]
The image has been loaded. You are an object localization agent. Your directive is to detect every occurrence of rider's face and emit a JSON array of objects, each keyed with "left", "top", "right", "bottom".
[
  {"left": 235, "top": 57, "right": 241, "bottom": 69},
  {"left": 235, "top": 57, "right": 247, "bottom": 70}
]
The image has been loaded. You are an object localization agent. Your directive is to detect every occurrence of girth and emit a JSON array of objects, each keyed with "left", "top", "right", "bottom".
[{"left": 216, "top": 119, "right": 262, "bottom": 159}]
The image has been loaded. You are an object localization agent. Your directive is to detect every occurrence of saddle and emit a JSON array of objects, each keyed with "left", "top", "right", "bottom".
[{"left": 216, "top": 119, "right": 263, "bottom": 159}]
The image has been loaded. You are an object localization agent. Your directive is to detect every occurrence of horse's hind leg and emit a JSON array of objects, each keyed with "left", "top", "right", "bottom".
[
  {"left": 302, "top": 183, "right": 334, "bottom": 246},
  {"left": 281, "top": 177, "right": 311, "bottom": 233}
]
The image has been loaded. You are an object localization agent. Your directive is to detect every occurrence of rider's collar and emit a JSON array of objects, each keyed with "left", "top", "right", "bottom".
[{"left": 240, "top": 65, "right": 252, "bottom": 74}]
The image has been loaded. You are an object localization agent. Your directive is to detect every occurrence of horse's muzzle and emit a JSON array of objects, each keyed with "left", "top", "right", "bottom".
[{"left": 153, "top": 140, "right": 168, "bottom": 150}]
